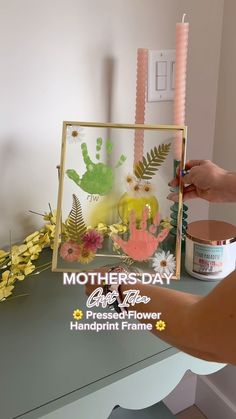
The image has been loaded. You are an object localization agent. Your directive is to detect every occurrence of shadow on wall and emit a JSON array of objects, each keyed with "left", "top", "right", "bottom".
[{"left": 0, "top": 137, "right": 36, "bottom": 245}]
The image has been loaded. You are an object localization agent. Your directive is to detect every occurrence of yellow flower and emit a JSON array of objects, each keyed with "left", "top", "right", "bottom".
[
  {"left": 43, "top": 210, "right": 57, "bottom": 224},
  {"left": 109, "top": 224, "right": 127, "bottom": 235},
  {"left": 30, "top": 254, "right": 40, "bottom": 261},
  {"left": 73, "top": 309, "right": 83, "bottom": 320},
  {"left": 0, "top": 285, "right": 14, "bottom": 301},
  {"left": 25, "top": 231, "right": 40, "bottom": 242},
  {"left": 0, "top": 270, "right": 17, "bottom": 286},
  {"left": 96, "top": 223, "right": 108, "bottom": 234},
  {"left": 13, "top": 272, "right": 25, "bottom": 281},
  {"left": 0, "top": 250, "right": 9, "bottom": 259},
  {"left": 24, "top": 263, "right": 36, "bottom": 276},
  {"left": 77, "top": 249, "right": 95, "bottom": 264},
  {"left": 28, "top": 244, "right": 42, "bottom": 255},
  {"left": 11, "top": 254, "right": 25, "bottom": 265},
  {"left": 155, "top": 320, "right": 166, "bottom": 332},
  {"left": 160, "top": 218, "right": 172, "bottom": 230},
  {"left": 38, "top": 233, "right": 50, "bottom": 245},
  {"left": 12, "top": 244, "right": 28, "bottom": 256},
  {"left": 44, "top": 224, "right": 55, "bottom": 238}
]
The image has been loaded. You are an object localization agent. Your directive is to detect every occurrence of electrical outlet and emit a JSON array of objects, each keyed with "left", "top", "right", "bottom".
[{"left": 148, "top": 49, "right": 176, "bottom": 102}]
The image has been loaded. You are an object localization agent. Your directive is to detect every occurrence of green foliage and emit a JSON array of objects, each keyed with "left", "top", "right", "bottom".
[
  {"left": 134, "top": 143, "right": 171, "bottom": 180},
  {"left": 65, "top": 194, "right": 86, "bottom": 241}
]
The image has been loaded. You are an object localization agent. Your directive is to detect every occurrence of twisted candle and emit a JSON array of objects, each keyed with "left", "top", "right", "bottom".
[
  {"left": 173, "top": 15, "right": 189, "bottom": 160},
  {"left": 134, "top": 48, "right": 148, "bottom": 166}
]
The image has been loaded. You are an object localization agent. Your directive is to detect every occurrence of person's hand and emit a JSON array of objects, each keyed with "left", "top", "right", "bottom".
[{"left": 168, "top": 160, "right": 236, "bottom": 203}]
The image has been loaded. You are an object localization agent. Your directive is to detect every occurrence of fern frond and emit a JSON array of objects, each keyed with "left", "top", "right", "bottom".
[
  {"left": 65, "top": 194, "right": 87, "bottom": 241},
  {"left": 134, "top": 143, "right": 171, "bottom": 180}
]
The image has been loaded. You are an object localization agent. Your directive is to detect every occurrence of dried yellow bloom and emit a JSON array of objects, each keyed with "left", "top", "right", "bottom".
[
  {"left": 0, "top": 250, "right": 9, "bottom": 259},
  {"left": 25, "top": 231, "right": 40, "bottom": 242},
  {"left": 0, "top": 285, "right": 14, "bottom": 301}
]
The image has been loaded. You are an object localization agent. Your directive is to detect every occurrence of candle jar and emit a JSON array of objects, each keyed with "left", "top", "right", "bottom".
[{"left": 185, "top": 220, "right": 236, "bottom": 281}]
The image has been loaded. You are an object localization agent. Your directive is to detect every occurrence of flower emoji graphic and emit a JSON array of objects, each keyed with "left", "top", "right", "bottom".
[
  {"left": 73, "top": 309, "right": 83, "bottom": 320},
  {"left": 155, "top": 320, "right": 166, "bottom": 331},
  {"left": 152, "top": 250, "right": 176, "bottom": 275},
  {"left": 67, "top": 126, "right": 85, "bottom": 144}
]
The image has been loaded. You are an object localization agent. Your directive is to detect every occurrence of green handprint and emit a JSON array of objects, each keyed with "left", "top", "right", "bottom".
[{"left": 66, "top": 138, "right": 126, "bottom": 195}]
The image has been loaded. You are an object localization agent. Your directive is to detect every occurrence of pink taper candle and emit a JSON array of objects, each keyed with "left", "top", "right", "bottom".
[
  {"left": 173, "top": 14, "right": 189, "bottom": 160},
  {"left": 134, "top": 48, "right": 148, "bottom": 165}
]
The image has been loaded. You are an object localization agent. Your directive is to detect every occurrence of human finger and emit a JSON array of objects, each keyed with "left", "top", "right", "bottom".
[
  {"left": 168, "top": 177, "right": 179, "bottom": 187},
  {"left": 181, "top": 171, "right": 195, "bottom": 185},
  {"left": 185, "top": 160, "right": 203, "bottom": 170}
]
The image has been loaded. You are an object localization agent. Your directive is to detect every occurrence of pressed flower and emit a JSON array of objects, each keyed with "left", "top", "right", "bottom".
[
  {"left": 130, "top": 182, "right": 142, "bottom": 198},
  {"left": 124, "top": 173, "right": 136, "bottom": 190},
  {"left": 59, "top": 241, "right": 81, "bottom": 262},
  {"left": 67, "top": 126, "right": 85, "bottom": 144},
  {"left": 141, "top": 182, "right": 154, "bottom": 197},
  {"left": 160, "top": 217, "right": 172, "bottom": 230},
  {"left": 82, "top": 230, "right": 104, "bottom": 252},
  {"left": 152, "top": 250, "right": 176, "bottom": 275},
  {"left": 77, "top": 248, "right": 95, "bottom": 264},
  {"left": 96, "top": 223, "right": 109, "bottom": 234},
  {"left": 111, "top": 224, "right": 127, "bottom": 234}
]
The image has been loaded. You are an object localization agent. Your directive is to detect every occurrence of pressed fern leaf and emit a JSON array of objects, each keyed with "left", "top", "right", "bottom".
[
  {"left": 134, "top": 143, "right": 171, "bottom": 180},
  {"left": 65, "top": 194, "right": 87, "bottom": 241}
]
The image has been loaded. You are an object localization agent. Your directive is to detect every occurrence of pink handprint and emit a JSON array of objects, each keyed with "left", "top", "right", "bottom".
[{"left": 112, "top": 207, "right": 170, "bottom": 261}]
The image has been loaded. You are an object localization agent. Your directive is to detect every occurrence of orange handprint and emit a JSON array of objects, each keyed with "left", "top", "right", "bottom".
[{"left": 112, "top": 207, "right": 170, "bottom": 261}]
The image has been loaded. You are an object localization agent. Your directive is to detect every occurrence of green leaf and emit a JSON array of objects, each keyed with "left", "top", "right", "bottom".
[
  {"left": 134, "top": 143, "right": 171, "bottom": 180},
  {"left": 65, "top": 194, "right": 87, "bottom": 241}
]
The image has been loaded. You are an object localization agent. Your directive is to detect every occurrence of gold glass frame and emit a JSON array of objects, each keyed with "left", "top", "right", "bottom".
[{"left": 52, "top": 121, "right": 187, "bottom": 279}]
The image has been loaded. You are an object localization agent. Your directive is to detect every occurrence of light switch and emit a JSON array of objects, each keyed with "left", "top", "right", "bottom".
[
  {"left": 157, "top": 61, "right": 167, "bottom": 77},
  {"left": 156, "top": 76, "right": 166, "bottom": 91},
  {"left": 171, "top": 61, "right": 175, "bottom": 90},
  {"left": 148, "top": 49, "right": 176, "bottom": 101}
]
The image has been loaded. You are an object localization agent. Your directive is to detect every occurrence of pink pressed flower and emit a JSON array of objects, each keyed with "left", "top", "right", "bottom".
[
  {"left": 82, "top": 230, "right": 104, "bottom": 252},
  {"left": 59, "top": 240, "right": 81, "bottom": 262}
]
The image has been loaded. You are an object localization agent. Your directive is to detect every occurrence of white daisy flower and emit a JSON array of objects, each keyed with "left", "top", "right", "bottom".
[
  {"left": 129, "top": 181, "right": 143, "bottom": 198},
  {"left": 124, "top": 173, "right": 136, "bottom": 186},
  {"left": 124, "top": 173, "right": 137, "bottom": 193},
  {"left": 141, "top": 181, "right": 154, "bottom": 197},
  {"left": 152, "top": 250, "right": 176, "bottom": 275},
  {"left": 67, "top": 126, "right": 85, "bottom": 144}
]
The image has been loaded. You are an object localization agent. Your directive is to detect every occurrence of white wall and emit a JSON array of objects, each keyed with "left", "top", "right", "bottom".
[
  {"left": 201, "top": 1, "right": 236, "bottom": 416},
  {"left": 0, "top": 0, "right": 224, "bottom": 247},
  {"left": 210, "top": 0, "right": 236, "bottom": 225}
]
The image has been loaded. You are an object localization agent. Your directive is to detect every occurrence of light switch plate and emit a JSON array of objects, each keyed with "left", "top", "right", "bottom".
[{"left": 148, "top": 49, "right": 176, "bottom": 102}]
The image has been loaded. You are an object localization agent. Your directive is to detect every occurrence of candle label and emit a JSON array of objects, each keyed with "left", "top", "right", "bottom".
[{"left": 193, "top": 244, "right": 223, "bottom": 275}]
